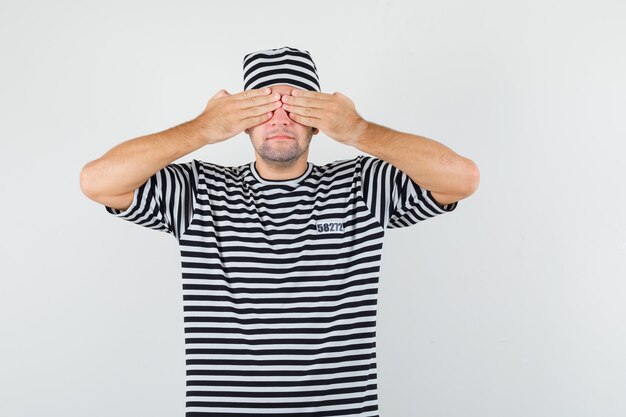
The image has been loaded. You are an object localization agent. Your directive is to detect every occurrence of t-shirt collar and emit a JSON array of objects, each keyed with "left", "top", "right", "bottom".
[{"left": 248, "top": 160, "right": 313, "bottom": 186}]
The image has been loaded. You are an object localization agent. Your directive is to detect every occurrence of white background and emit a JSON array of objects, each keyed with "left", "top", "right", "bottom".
[{"left": 1, "top": 1, "right": 625, "bottom": 416}]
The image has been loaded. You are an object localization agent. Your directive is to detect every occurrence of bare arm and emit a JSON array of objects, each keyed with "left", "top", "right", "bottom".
[
  {"left": 352, "top": 121, "right": 480, "bottom": 205},
  {"left": 80, "top": 87, "right": 282, "bottom": 210},
  {"left": 79, "top": 119, "right": 208, "bottom": 210}
]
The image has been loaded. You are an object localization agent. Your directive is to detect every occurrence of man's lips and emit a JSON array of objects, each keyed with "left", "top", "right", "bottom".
[{"left": 268, "top": 135, "right": 294, "bottom": 140}]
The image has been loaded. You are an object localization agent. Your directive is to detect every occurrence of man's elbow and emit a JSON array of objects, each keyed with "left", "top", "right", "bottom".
[
  {"left": 464, "top": 160, "right": 480, "bottom": 197},
  {"left": 80, "top": 162, "right": 96, "bottom": 199}
]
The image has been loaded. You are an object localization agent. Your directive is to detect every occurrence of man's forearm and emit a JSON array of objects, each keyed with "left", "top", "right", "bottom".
[
  {"left": 351, "top": 120, "right": 479, "bottom": 199},
  {"left": 80, "top": 118, "right": 207, "bottom": 199}
]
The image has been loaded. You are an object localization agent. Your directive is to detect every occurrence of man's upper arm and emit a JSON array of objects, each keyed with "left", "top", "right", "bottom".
[
  {"left": 429, "top": 190, "right": 460, "bottom": 206},
  {"left": 97, "top": 191, "right": 135, "bottom": 211},
  {"left": 102, "top": 160, "right": 201, "bottom": 239}
]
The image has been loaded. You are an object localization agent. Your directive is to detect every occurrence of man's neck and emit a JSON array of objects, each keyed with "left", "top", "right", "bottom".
[{"left": 254, "top": 158, "right": 308, "bottom": 180}]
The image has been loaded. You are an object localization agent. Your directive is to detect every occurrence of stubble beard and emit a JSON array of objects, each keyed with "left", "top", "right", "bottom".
[{"left": 254, "top": 136, "right": 311, "bottom": 165}]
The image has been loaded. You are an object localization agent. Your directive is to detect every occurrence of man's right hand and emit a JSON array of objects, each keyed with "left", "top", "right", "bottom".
[
  {"left": 81, "top": 87, "right": 281, "bottom": 211},
  {"left": 193, "top": 88, "right": 282, "bottom": 144}
]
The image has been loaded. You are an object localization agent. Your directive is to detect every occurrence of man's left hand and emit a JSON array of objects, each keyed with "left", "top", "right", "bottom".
[{"left": 280, "top": 89, "right": 369, "bottom": 146}]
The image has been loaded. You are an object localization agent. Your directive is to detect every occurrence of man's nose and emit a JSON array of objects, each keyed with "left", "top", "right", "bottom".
[{"left": 270, "top": 102, "right": 292, "bottom": 123}]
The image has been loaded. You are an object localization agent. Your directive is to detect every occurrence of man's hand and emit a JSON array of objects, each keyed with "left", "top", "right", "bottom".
[
  {"left": 280, "top": 89, "right": 369, "bottom": 146},
  {"left": 192, "top": 88, "right": 283, "bottom": 144}
]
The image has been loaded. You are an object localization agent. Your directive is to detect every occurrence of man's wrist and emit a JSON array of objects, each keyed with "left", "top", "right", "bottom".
[
  {"left": 183, "top": 117, "right": 216, "bottom": 146},
  {"left": 349, "top": 118, "right": 371, "bottom": 148}
]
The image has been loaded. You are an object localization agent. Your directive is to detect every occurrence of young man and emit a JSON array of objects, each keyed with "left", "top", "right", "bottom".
[{"left": 80, "top": 46, "right": 479, "bottom": 417}]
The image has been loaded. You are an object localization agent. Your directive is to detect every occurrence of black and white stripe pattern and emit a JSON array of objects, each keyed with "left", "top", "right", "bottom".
[
  {"left": 105, "top": 155, "right": 457, "bottom": 416},
  {"left": 243, "top": 46, "right": 321, "bottom": 92},
  {"left": 105, "top": 161, "right": 199, "bottom": 238}
]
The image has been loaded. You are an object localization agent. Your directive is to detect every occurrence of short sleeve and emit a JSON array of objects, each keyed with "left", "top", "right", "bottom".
[
  {"left": 357, "top": 155, "right": 458, "bottom": 229},
  {"left": 104, "top": 159, "right": 200, "bottom": 240}
]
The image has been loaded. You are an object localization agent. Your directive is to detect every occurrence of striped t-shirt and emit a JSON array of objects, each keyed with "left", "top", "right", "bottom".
[{"left": 105, "top": 154, "right": 458, "bottom": 417}]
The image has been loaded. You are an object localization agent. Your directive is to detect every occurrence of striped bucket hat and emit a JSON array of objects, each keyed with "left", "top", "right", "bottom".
[{"left": 242, "top": 46, "right": 321, "bottom": 92}]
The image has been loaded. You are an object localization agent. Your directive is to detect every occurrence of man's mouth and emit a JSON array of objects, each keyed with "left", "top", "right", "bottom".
[{"left": 268, "top": 135, "right": 294, "bottom": 140}]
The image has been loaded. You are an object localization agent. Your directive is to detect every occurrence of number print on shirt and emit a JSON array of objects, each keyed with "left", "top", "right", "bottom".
[{"left": 316, "top": 220, "right": 345, "bottom": 234}]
